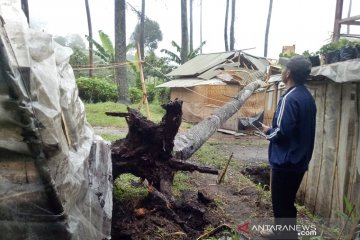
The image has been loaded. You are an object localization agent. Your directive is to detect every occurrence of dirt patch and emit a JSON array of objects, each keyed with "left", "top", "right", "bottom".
[
  {"left": 111, "top": 190, "right": 222, "bottom": 240},
  {"left": 241, "top": 165, "right": 271, "bottom": 190},
  {"left": 93, "top": 126, "right": 128, "bottom": 136}
]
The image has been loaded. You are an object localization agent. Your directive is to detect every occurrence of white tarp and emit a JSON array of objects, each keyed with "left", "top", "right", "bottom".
[{"left": 0, "top": 1, "right": 112, "bottom": 239}]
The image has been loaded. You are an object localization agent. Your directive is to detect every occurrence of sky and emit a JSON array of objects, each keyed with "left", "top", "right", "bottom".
[{"left": 28, "top": 0, "right": 360, "bottom": 59}]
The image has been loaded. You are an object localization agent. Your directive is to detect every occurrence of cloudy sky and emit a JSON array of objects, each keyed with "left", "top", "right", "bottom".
[{"left": 28, "top": 0, "right": 360, "bottom": 59}]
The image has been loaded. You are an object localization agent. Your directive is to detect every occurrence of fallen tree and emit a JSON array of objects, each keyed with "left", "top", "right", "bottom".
[
  {"left": 108, "top": 80, "right": 263, "bottom": 198},
  {"left": 107, "top": 100, "right": 218, "bottom": 199},
  {"left": 174, "top": 79, "right": 263, "bottom": 160}
]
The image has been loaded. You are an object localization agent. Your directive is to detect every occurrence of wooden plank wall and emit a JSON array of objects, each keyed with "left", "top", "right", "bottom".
[
  {"left": 172, "top": 84, "right": 270, "bottom": 129},
  {"left": 298, "top": 81, "right": 360, "bottom": 224}
]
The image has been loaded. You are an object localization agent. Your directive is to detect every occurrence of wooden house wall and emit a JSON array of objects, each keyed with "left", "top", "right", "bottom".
[
  {"left": 170, "top": 84, "right": 269, "bottom": 130},
  {"left": 297, "top": 81, "right": 360, "bottom": 224}
]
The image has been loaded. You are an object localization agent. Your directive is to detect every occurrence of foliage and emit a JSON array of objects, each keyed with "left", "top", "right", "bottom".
[
  {"left": 318, "top": 39, "right": 359, "bottom": 55},
  {"left": 69, "top": 48, "right": 89, "bottom": 78},
  {"left": 279, "top": 51, "right": 297, "bottom": 58},
  {"left": 54, "top": 34, "right": 86, "bottom": 50},
  {"left": 70, "top": 48, "right": 89, "bottom": 66},
  {"left": 53, "top": 35, "right": 67, "bottom": 46},
  {"left": 76, "top": 77, "right": 117, "bottom": 103},
  {"left": 86, "top": 30, "right": 134, "bottom": 64},
  {"left": 129, "top": 87, "right": 143, "bottom": 103},
  {"left": 161, "top": 40, "right": 206, "bottom": 65},
  {"left": 154, "top": 87, "right": 170, "bottom": 105},
  {"left": 144, "top": 51, "right": 175, "bottom": 80},
  {"left": 131, "top": 19, "right": 163, "bottom": 51},
  {"left": 86, "top": 31, "right": 115, "bottom": 63},
  {"left": 67, "top": 34, "right": 86, "bottom": 50},
  {"left": 302, "top": 50, "right": 318, "bottom": 57}
]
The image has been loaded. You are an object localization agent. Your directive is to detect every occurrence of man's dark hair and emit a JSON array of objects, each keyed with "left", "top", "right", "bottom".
[{"left": 286, "top": 56, "right": 312, "bottom": 84}]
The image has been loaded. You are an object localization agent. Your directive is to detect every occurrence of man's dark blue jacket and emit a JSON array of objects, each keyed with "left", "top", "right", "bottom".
[{"left": 265, "top": 84, "right": 316, "bottom": 172}]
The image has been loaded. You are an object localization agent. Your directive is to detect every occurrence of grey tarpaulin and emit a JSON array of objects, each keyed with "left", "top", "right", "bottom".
[
  {"left": 310, "top": 59, "right": 360, "bottom": 83},
  {"left": 0, "top": 1, "right": 112, "bottom": 239}
]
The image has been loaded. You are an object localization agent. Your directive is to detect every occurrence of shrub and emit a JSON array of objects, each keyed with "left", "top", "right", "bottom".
[
  {"left": 129, "top": 87, "right": 142, "bottom": 103},
  {"left": 155, "top": 87, "right": 170, "bottom": 105},
  {"left": 76, "top": 77, "right": 117, "bottom": 103},
  {"left": 146, "top": 83, "right": 156, "bottom": 102}
]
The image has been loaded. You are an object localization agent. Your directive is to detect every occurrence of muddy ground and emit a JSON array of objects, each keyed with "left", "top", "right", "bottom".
[{"left": 95, "top": 129, "right": 337, "bottom": 240}]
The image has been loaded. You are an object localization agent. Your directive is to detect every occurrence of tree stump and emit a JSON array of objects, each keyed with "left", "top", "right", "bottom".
[{"left": 107, "top": 99, "right": 218, "bottom": 199}]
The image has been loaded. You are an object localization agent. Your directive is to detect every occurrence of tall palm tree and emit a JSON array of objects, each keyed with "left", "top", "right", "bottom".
[
  {"left": 229, "top": 0, "right": 236, "bottom": 51},
  {"left": 264, "top": 0, "right": 273, "bottom": 57},
  {"left": 224, "top": 0, "right": 230, "bottom": 51},
  {"left": 181, "top": 0, "right": 188, "bottom": 64},
  {"left": 21, "top": 0, "right": 29, "bottom": 23},
  {"left": 189, "top": 0, "right": 194, "bottom": 52},
  {"left": 85, "top": 0, "right": 93, "bottom": 77},
  {"left": 140, "top": 0, "right": 145, "bottom": 60},
  {"left": 115, "top": 0, "right": 129, "bottom": 103}
]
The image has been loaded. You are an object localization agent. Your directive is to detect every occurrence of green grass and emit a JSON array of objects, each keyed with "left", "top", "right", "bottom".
[
  {"left": 194, "top": 142, "right": 233, "bottom": 169},
  {"left": 113, "top": 174, "right": 148, "bottom": 203},
  {"left": 113, "top": 172, "right": 192, "bottom": 202},
  {"left": 172, "top": 172, "right": 193, "bottom": 197},
  {"left": 85, "top": 102, "right": 166, "bottom": 128},
  {"left": 100, "top": 133, "right": 125, "bottom": 141},
  {"left": 85, "top": 101, "right": 192, "bottom": 130}
]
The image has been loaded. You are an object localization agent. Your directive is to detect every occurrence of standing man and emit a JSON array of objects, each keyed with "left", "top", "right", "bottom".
[{"left": 260, "top": 56, "right": 317, "bottom": 239}]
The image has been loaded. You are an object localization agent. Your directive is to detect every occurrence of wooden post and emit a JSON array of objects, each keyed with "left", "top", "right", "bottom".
[
  {"left": 333, "top": 0, "right": 344, "bottom": 41},
  {"left": 136, "top": 44, "right": 151, "bottom": 119}
]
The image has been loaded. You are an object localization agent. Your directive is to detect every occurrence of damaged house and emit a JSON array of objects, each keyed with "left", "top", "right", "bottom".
[{"left": 157, "top": 51, "right": 272, "bottom": 131}]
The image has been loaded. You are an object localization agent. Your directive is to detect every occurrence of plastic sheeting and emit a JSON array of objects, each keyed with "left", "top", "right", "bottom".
[
  {"left": 0, "top": 1, "right": 112, "bottom": 239},
  {"left": 310, "top": 59, "right": 360, "bottom": 83}
]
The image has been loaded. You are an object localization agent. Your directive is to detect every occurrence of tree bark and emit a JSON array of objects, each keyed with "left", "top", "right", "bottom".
[
  {"left": 224, "top": 0, "right": 229, "bottom": 51},
  {"left": 174, "top": 80, "right": 263, "bottom": 160},
  {"left": 264, "top": 0, "right": 273, "bottom": 57},
  {"left": 189, "top": 0, "right": 194, "bottom": 52},
  {"left": 229, "top": 0, "right": 236, "bottom": 51},
  {"left": 181, "top": 0, "right": 188, "bottom": 64},
  {"left": 115, "top": 0, "right": 129, "bottom": 103},
  {"left": 140, "top": 0, "right": 145, "bottom": 60},
  {"left": 85, "top": 0, "right": 93, "bottom": 77}
]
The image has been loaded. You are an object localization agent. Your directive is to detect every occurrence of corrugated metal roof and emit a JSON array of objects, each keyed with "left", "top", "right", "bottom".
[
  {"left": 167, "top": 52, "right": 236, "bottom": 77},
  {"left": 197, "top": 62, "right": 265, "bottom": 81},
  {"left": 156, "top": 78, "right": 226, "bottom": 88},
  {"left": 240, "top": 53, "right": 270, "bottom": 72}
]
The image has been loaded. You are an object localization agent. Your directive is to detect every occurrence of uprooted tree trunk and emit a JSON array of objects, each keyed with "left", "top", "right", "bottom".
[
  {"left": 108, "top": 80, "right": 262, "bottom": 199},
  {"left": 174, "top": 79, "right": 263, "bottom": 160},
  {"left": 108, "top": 100, "right": 218, "bottom": 199}
]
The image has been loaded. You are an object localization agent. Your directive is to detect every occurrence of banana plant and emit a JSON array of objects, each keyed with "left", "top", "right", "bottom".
[
  {"left": 86, "top": 30, "right": 134, "bottom": 64},
  {"left": 161, "top": 40, "right": 206, "bottom": 65}
]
